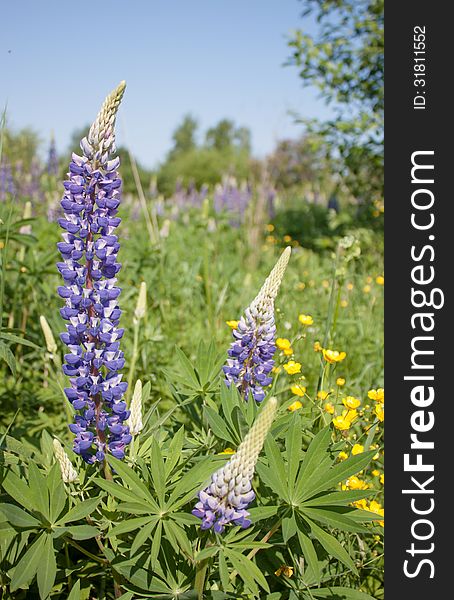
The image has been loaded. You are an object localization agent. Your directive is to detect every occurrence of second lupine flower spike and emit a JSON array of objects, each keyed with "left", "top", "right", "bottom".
[
  {"left": 192, "top": 397, "right": 278, "bottom": 533},
  {"left": 223, "top": 247, "right": 291, "bottom": 402},
  {"left": 57, "top": 82, "right": 131, "bottom": 463}
]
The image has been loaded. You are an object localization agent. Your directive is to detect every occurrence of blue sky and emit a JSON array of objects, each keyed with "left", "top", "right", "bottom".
[{"left": 1, "top": 0, "right": 330, "bottom": 168}]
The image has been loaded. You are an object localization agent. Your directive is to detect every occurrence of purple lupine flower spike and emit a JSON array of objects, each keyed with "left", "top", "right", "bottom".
[
  {"left": 57, "top": 82, "right": 131, "bottom": 464},
  {"left": 223, "top": 247, "right": 291, "bottom": 402},
  {"left": 193, "top": 397, "right": 278, "bottom": 533}
]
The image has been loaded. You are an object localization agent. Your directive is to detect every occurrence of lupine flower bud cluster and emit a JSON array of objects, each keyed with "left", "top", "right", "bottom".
[
  {"left": 223, "top": 247, "right": 291, "bottom": 402},
  {"left": 57, "top": 82, "right": 131, "bottom": 463},
  {"left": 127, "top": 379, "right": 144, "bottom": 436},
  {"left": 192, "top": 397, "right": 278, "bottom": 533}
]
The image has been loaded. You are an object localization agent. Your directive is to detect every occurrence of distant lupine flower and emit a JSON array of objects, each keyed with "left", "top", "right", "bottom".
[
  {"left": 0, "top": 160, "right": 15, "bottom": 201},
  {"left": 19, "top": 201, "right": 33, "bottom": 235},
  {"left": 127, "top": 379, "right": 143, "bottom": 435},
  {"left": 57, "top": 81, "right": 132, "bottom": 464},
  {"left": 53, "top": 439, "right": 78, "bottom": 483},
  {"left": 192, "top": 397, "right": 278, "bottom": 533},
  {"left": 47, "top": 135, "right": 59, "bottom": 177},
  {"left": 223, "top": 247, "right": 291, "bottom": 402}
]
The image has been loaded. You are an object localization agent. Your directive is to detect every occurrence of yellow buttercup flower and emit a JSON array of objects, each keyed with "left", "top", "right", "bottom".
[
  {"left": 366, "top": 276, "right": 373, "bottom": 284},
  {"left": 375, "top": 404, "right": 384, "bottom": 422},
  {"left": 283, "top": 234, "right": 292, "bottom": 243},
  {"left": 275, "top": 565, "right": 294, "bottom": 578},
  {"left": 324, "top": 402, "right": 335, "bottom": 414},
  {"left": 226, "top": 320, "right": 239, "bottom": 329},
  {"left": 353, "top": 499, "right": 368, "bottom": 510},
  {"left": 380, "top": 473, "right": 384, "bottom": 485},
  {"left": 368, "top": 388, "right": 384, "bottom": 403},
  {"left": 369, "top": 500, "right": 384, "bottom": 526},
  {"left": 322, "top": 349, "right": 347, "bottom": 364},
  {"left": 317, "top": 390, "right": 330, "bottom": 401},
  {"left": 345, "top": 476, "right": 369, "bottom": 490},
  {"left": 276, "top": 338, "right": 292, "bottom": 350},
  {"left": 313, "top": 341, "right": 322, "bottom": 353},
  {"left": 332, "top": 415, "right": 351, "bottom": 431},
  {"left": 336, "top": 377, "right": 346, "bottom": 386},
  {"left": 340, "top": 299, "right": 348, "bottom": 308},
  {"left": 219, "top": 448, "right": 235, "bottom": 455},
  {"left": 363, "top": 284, "right": 371, "bottom": 294},
  {"left": 346, "top": 282, "right": 354, "bottom": 291},
  {"left": 352, "top": 443, "right": 364, "bottom": 455},
  {"left": 376, "top": 275, "right": 384, "bottom": 285},
  {"left": 288, "top": 400, "right": 303, "bottom": 412},
  {"left": 266, "top": 223, "right": 275, "bottom": 232},
  {"left": 283, "top": 347, "right": 294, "bottom": 356},
  {"left": 343, "top": 396, "right": 361, "bottom": 410},
  {"left": 291, "top": 384, "right": 306, "bottom": 397},
  {"left": 298, "top": 314, "right": 313, "bottom": 326},
  {"left": 338, "top": 451, "right": 348, "bottom": 461},
  {"left": 283, "top": 360, "right": 301, "bottom": 375},
  {"left": 296, "top": 282, "right": 306, "bottom": 291}
]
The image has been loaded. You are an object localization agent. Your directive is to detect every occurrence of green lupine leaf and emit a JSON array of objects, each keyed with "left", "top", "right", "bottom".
[
  {"left": 66, "top": 580, "right": 81, "bottom": 600},
  {"left": 0, "top": 504, "right": 40, "bottom": 528},
  {"left": 218, "top": 550, "right": 230, "bottom": 591},
  {"left": 10, "top": 533, "right": 46, "bottom": 592},
  {"left": 0, "top": 341, "right": 17, "bottom": 376},
  {"left": 311, "top": 588, "right": 377, "bottom": 600},
  {"left": 301, "top": 450, "right": 375, "bottom": 501},
  {"left": 300, "top": 507, "right": 370, "bottom": 533},
  {"left": 106, "top": 516, "right": 154, "bottom": 538},
  {"left": 130, "top": 520, "right": 158, "bottom": 556},
  {"left": 0, "top": 332, "right": 41, "bottom": 349},
  {"left": 28, "top": 462, "right": 50, "bottom": 521},
  {"left": 263, "top": 436, "right": 290, "bottom": 501},
  {"left": 297, "top": 528, "right": 320, "bottom": 583},
  {"left": 94, "top": 478, "right": 152, "bottom": 507},
  {"left": 37, "top": 533, "right": 56, "bottom": 599},
  {"left": 151, "top": 439, "right": 166, "bottom": 506},
  {"left": 282, "top": 514, "right": 298, "bottom": 542},
  {"left": 227, "top": 548, "right": 270, "bottom": 593},
  {"left": 164, "top": 425, "right": 185, "bottom": 479},
  {"left": 174, "top": 346, "right": 201, "bottom": 389},
  {"left": 57, "top": 496, "right": 101, "bottom": 525},
  {"left": 2, "top": 470, "right": 37, "bottom": 514},
  {"left": 301, "top": 490, "right": 375, "bottom": 507},
  {"left": 63, "top": 525, "right": 99, "bottom": 540},
  {"left": 195, "top": 546, "right": 219, "bottom": 561},
  {"left": 248, "top": 506, "right": 278, "bottom": 521},
  {"left": 286, "top": 412, "right": 302, "bottom": 497},
  {"left": 108, "top": 456, "right": 158, "bottom": 505},
  {"left": 306, "top": 517, "right": 358, "bottom": 575},
  {"left": 47, "top": 463, "right": 67, "bottom": 523},
  {"left": 150, "top": 519, "right": 162, "bottom": 569},
  {"left": 203, "top": 405, "right": 235, "bottom": 443}
]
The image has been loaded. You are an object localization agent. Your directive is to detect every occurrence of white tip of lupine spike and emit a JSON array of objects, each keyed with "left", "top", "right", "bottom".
[
  {"left": 53, "top": 439, "right": 78, "bottom": 483},
  {"left": 87, "top": 81, "right": 126, "bottom": 162},
  {"left": 134, "top": 281, "right": 147, "bottom": 322},
  {"left": 40, "top": 315, "right": 58, "bottom": 355},
  {"left": 250, "top": 247, "right": 291, "bottom": 316},
  {"left": 127, "top": 379, "right": 144, "bottom": 435}
]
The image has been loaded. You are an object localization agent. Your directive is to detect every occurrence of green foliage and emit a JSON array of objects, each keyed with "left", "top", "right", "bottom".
[
  {"left": 287, "top": 0, "right": 384, "bottom": 201},
  {"left": 0, "top": 191, "right": 383, "bottom": 598}
]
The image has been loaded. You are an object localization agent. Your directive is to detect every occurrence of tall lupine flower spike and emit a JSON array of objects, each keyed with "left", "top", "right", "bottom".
[
  {"left": 57, "top": 82, "right": 131, "bottom": 463},
  {"left": 53, "top": 439, "right": 78, "bottom": 483},
  {"left": 223, "top": 247, "right": 291, "bottom": 402},
  {"left": 192, "top": 397, "right": 278, "bottom": 533}
]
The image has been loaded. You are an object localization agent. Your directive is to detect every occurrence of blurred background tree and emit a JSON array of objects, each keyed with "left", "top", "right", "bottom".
[{"left": 287, "top": 0, "right": 384, "bottom": 203}]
